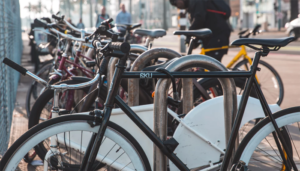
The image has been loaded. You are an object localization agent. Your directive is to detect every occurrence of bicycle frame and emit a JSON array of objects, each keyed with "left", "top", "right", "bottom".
[
  {"left": 200, "top": 45, "right": 261, "bottom": 84},
  {"left": 51, "top": 41, "right": 94, "bottom": 111},
  {"left": 81, "top": 50, "right": 297, "bottom": 170}
]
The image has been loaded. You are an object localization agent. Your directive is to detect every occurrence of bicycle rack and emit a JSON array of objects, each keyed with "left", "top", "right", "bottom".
[
  {"left": 127, "top": 48, "right": 182, "bottom": 106},
  {"left": 154, "top": 55, "right": 238, "bottom": 170},
  {"left": 107, "top": 44, "right": 148, "bottom": 88}
]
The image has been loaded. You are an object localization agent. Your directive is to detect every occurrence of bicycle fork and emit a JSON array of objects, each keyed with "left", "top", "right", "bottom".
[
  {"left": 44, "top": 89, "right": 63, "bottom": 170},
  {"left": 80, "top": 56, "right": 128, "bottom": 171}
]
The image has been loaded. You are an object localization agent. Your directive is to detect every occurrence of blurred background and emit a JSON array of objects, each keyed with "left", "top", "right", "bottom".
[{"left": 19, "top": 0, "right": 300, "bottom": 32}]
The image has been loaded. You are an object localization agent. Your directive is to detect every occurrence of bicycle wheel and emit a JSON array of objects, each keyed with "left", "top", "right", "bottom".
[
  {"left": 232, "top": 107, "right": 300, "bottom": 171},
  {"left": 233, "top": 59, "right": 284, "bottom": 105},
  {"left": 0, "top": 115, "right": 151, "bottom": 171},
  {"left": 26, "top": 62, "right": 53, "bottom": 117},
  {"left": 28, "top": 79, "right": 92, "bottom": 160}
]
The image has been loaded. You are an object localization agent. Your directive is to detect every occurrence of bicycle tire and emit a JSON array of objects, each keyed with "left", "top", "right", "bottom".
[
  {"left": 0, "top": 115, "right": 151, "bottom": 171},
  {"left": 233, "top": 59, "right": 284, "bottom": 105},
  {"left": 232, "top": 107, "right": 300, "bottom": 170},
  {"left": 28, "top": 79, "right": 92, "bottom": 161},
  {"left": 25, "top": 62, "right": 54, "bottom": 118}
]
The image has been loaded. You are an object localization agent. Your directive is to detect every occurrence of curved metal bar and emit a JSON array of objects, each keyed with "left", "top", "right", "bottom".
[
  {"left": 50, "top": 73, "right": 100, "bottom": 90},
  {"left": 128, "top": 48, "right": 182, "bottom": 106},
  {"left": 130, "top": 44, "right": 148, "bottom": 53},
  {"left": 154, "top": 54, "right": 238, "bottom": 170}
]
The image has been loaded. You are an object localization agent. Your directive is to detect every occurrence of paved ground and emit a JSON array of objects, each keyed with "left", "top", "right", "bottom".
[{"left": 6, "top": 29, "right": 300, "bottom": 170}]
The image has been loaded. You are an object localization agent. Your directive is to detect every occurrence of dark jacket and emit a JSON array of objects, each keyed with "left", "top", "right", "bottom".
[{"left": 187, "top": 0, "right": 231, "bottom": 53}]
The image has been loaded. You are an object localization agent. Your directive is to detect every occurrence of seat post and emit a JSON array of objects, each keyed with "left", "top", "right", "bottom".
[
  {"left": 145, "top": 37, "right": 154, "bottom": 48},
  {"left": 187, "top": 37, "right": 195, "bottom": 55}
]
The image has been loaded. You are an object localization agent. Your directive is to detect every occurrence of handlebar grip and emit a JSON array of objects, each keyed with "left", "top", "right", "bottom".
[
  {"left": 52, "top": 14, "right": 62, "bottom": 21},
  {"left": 34, "top": 19, "right": 48, "bottom": 28},
  {"left": 3, "top": 58, "right": 27, "bottom": 75},
  {"left": 109, "top": 42, "right": 130, "bottom": 53}
]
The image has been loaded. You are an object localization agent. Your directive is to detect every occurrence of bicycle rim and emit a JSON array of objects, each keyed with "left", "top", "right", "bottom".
[
  {"left": 233, "top": 107, "right": 300, "bottom": 170},
  {"left": 1, "top": 115, "right": 150, "bottom": 171}
]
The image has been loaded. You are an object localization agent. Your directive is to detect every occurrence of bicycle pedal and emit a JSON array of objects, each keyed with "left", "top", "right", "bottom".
[{"left": 163, "top": 138, "right": 179, "bottom": 153}]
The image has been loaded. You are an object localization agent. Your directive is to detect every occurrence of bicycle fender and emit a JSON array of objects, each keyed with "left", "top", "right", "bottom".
[{"left": 169, "top": 95, "right": 281, "bottom": 170}]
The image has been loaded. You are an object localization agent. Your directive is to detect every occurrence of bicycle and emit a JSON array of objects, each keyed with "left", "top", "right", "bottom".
[
  {"left": 196, "top": 25, "right": 284, "bottom": 105},
  {"left": 1, "top": 24, "right": 297, "bottom": 170},
  {"left": 25, "top": 17, "right": 96, "bottom": 118}
]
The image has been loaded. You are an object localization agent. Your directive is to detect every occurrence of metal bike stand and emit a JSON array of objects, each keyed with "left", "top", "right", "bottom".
[
  {"left": 107, "top": 44, "right": 148, "bottom": 88},
  {"left": 128, "top": 48, "right": 182, "bottom": 106},
  {"left": 154, "top": 55, "right": 238, "bottom": 170}
]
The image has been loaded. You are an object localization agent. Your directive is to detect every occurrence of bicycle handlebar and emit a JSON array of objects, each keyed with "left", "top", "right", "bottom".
[
  {"left": 34, "top": 19, "right": 48, "bottom": 28},
  {"left": 52, "top": 14, "right": 63, "bottom": 21},
  {"left": 2, "top": 57, "right": 100, "bottom": 90},
  {"left": 109, "top": 42, "right": 130, "bottom": 53},
  {"left": 51, "top": 14, "right": 93, "bottom": 35},
  {"left": 34, "top": 19, "right": 66, "bottom": 33},
  {"left": 3, "top": 58, "right": 27, "bottom": 75},
  {"left": 49, "top": 28, "right": 87, "bottom": 42},
  {"left": 93, "top": 40, "right": 130, "bottom": 53}
]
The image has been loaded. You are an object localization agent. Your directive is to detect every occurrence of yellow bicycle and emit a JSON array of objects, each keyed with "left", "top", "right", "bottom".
[{"left": 197, "top": 27, "right": 284, "bottom": 105}]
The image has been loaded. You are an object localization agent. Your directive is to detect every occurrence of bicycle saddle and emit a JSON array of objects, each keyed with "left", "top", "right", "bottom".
[
  {"left": 231, "top": 37, "right": 295, "bottom": 47},
  {"left": 133, "top": 29, "right": 167, "bottom": 38},
  {"left": 173, "top": 28, "right": 212, "bottom": 39}
]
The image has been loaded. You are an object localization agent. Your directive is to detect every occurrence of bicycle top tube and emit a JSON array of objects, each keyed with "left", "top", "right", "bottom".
[{"left": 122, "top": 71, "right": 252, "bottom": 78}]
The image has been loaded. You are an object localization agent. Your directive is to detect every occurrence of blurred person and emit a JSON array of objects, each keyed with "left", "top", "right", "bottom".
[
  {"left": 116, "top": 3, "right": 132, "bottom": 36},
  {"left": 96, "top": 6, "right": 110, "bottom": 27},
  {"left": 170, "top": 0, "right": 231, "bottom": 62},
  {"left": 77, "top": 18, "right": 85, "bottom": 29},
  {"left": 116, "top": 3, "right": 131, "bottom": 24}
]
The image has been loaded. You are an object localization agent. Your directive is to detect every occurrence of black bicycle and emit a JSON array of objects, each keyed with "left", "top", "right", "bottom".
[{"left": 1, "top": 28, "right": 298, "bottom": 170}]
